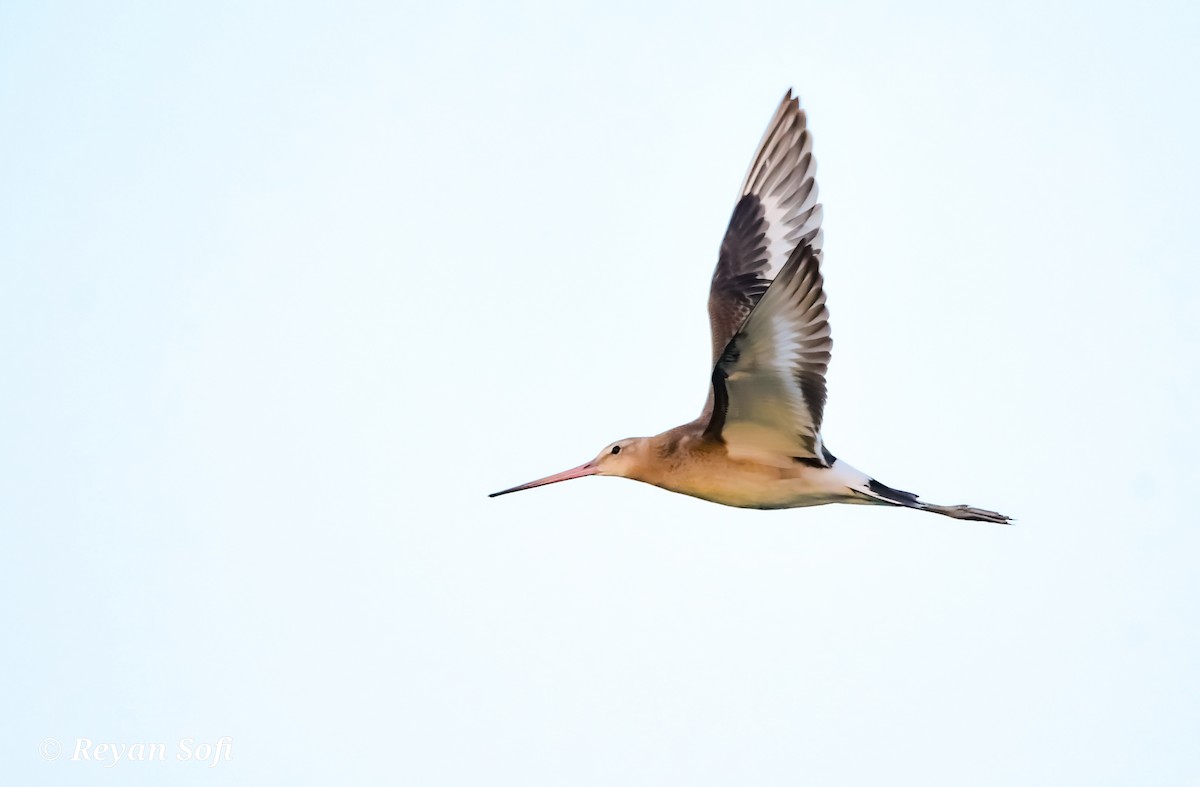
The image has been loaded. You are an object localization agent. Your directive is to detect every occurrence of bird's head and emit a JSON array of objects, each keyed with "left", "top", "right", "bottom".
[{"left": 489, "top": 437, "right": 650, "bottom": 498}]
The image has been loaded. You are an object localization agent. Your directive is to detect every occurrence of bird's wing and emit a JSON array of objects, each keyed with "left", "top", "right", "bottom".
[
  {"left": 705, "top": 89, "right": 823, "bottom": 367},
  {"left": 703, "top": 243, "right": 833, "bottom": 465}
]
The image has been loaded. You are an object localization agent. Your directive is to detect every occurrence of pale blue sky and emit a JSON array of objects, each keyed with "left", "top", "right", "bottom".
[{"left": 3, "top": 1, "right": 1199, "bottom": 785}]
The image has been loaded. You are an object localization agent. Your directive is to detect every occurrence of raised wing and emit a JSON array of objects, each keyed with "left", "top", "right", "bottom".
[
  {"left": 703, "top": 243, "right": 832, "bottom": 465},
  {"left": 706, "top": 89, "right": 823, "bottom": 365}
]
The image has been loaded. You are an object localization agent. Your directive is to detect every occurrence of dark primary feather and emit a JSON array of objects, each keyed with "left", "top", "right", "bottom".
[{"left": 706, "top": 194, "right": 772, "bottom": 364}]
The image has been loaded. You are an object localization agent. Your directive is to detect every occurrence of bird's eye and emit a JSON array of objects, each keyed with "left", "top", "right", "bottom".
[{"left": 611, "top": 445, "right": 621, "bottom": 455}]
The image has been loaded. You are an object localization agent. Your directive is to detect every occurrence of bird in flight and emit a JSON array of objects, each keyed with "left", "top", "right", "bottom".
[{"left": 491, "top": 90, "right": 1010, "bottom": 523}]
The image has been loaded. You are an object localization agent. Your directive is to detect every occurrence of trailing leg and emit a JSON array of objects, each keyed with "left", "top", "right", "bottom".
[{"left": 861, "top": 478, "right": 1011, "bottom": 525}]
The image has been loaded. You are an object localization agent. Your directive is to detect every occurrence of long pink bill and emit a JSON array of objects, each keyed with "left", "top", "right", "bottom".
[{"left": 489, "top": 462, "right": 597, "bottom": 498}]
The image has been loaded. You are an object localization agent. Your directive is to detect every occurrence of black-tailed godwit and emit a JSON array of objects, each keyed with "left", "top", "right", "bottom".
[{"left": 491, "top": 90, "right": 1010, "bottom": 524}]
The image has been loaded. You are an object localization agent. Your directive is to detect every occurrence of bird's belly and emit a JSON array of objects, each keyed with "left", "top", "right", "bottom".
[{"left": 655, "top": 463, "right": 849, "bottom": 510}]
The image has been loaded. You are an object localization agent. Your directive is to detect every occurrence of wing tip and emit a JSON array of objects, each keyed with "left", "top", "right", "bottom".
[{"left": 741, "top": 89, "right": 810, "bottom": 198}]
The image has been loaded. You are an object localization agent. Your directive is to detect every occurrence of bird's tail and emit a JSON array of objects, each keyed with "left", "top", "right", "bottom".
[{"left": 859, "top": 478, "right": 1012, "bottom": 525}]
